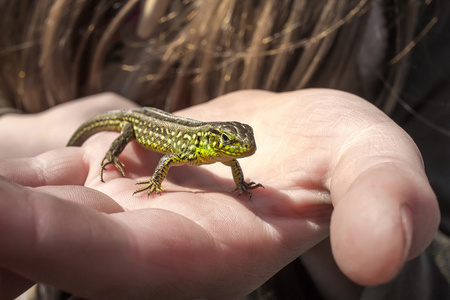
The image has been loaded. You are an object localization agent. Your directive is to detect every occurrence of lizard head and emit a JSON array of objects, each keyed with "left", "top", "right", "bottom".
[{"left": 206, "top": 121, "right": 257, "bottom": 159}]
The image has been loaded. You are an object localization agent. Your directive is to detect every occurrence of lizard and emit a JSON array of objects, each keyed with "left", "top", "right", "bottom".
[{"left": 67, "top": 107, "right": 263, "bottom": 198}]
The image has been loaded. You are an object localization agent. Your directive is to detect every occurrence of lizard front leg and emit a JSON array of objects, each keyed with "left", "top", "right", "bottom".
[
  {"left": 134, "top": 153, "right": 186, "bottom": 196},
  {"left": 222, "top": 159, "right": 263, "bottom": 200},
  {"left": 100, "top": 121, "right": 135, "bottom": 182}
]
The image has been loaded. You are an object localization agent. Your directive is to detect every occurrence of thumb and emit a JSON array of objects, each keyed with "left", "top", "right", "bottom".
[{"left": 330, "top": 163, "right": 439, "bottom": 286}]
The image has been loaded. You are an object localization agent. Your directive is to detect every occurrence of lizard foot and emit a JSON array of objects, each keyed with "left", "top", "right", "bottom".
[
  {"left": 134, "top": 179, "right": 165, "bottom": 196},
  {"left": 233, "top": 181, "right": 264, "bottom": 200},
  {"left": 100, "top": 155, "right": 125, "bottom": 182}
]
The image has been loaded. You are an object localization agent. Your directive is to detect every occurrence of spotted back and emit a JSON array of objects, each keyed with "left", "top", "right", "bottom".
[{"left": 123, "top": 108, "right": 257, "bottom": 163}]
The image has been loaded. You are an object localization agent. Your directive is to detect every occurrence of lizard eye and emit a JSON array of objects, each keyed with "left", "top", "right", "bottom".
[{"left": 221, "top": 133, "right": 232, "bottom": 144}]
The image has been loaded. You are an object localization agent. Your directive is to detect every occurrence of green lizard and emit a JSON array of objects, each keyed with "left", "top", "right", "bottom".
[{"left": 67, "top": 107, "right": 262, "bottom": 198}]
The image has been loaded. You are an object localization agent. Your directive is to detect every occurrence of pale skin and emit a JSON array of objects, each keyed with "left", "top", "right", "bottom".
[{"left": 0, "top": 90, "right": 440, "bottom": 300}]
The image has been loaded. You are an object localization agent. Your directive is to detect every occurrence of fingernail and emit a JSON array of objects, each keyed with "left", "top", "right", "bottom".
[{"left": 400, "top": 204, "right": 413, "bottom": 261}]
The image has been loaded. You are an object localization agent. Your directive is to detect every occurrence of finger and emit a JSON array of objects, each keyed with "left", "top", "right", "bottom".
[
  {"left": 35, "top": 185, "right": 124, "bottom": 214},
  {"left": 0, "top": 178, "right": 218, "bottom": 299},
  {"left": 0, "top": 178, "right": 137, "bottom": 299},
  {"left": 326, "top": 94, "right": 440, "bottom": 285},
  {"left": 331, "top": 163, "right": 438, "bottom": 286},
  {"left": 0, "top": 147, "right": 87, "bottom": 187}
]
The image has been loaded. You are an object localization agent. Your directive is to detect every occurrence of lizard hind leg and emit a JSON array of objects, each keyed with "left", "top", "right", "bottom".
[{"left": 99, "top": 121, "right": 135, "bottom": 182}]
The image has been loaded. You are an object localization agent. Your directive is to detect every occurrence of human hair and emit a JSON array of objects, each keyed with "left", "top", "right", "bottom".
[{"left": 0, "top": 0, "right": 424, "bottom": 114}]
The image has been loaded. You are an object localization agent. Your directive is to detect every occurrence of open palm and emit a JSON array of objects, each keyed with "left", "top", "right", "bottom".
[{"left": 0, "top": 90, "right": 439, "bottom": 299}]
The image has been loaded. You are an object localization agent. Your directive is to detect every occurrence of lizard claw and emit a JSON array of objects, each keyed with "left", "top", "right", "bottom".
[
  {"left": 133, "top": 179, "right": 165, "bottom": 196},
  {"left": 100, "top": 155, "right": 125, "bottom": 182},
  {"left": 233, "top": 181, "right": 264, "bottom": 200}
]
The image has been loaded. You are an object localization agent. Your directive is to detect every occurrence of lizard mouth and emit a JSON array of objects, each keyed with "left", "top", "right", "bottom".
[{"left": 222, "top": 142, "right": 257, "bottom": 157}]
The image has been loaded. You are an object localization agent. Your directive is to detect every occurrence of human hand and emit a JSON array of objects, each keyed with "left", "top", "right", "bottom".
[
  {"left": 0, "top": 90, "right": 439, "bottom": 299},
  {"left": 0, "top": 93, "right": 136, "bottom": 159}
]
